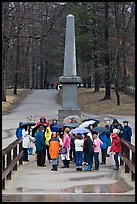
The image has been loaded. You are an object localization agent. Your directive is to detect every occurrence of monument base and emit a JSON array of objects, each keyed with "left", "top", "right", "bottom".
[{"left": 58, "top": 109, "right": 81, "bottom": 120}]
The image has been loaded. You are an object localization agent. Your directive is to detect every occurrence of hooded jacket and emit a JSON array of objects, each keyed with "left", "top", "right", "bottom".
[
  {"left": 49, "top": 132, "right": 60, "bottom": 159},
  {"left": 110, "top": 133, "right": 122, "bottom": 153}
]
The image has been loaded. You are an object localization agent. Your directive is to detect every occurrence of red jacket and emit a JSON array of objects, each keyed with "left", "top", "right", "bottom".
[{"left": 110, "top": 133, "right": 122, "bottom": 153}]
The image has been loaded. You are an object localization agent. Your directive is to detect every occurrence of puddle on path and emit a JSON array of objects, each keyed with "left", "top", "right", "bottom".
[{"left": 61, "top": 179, "right": 133, "bottom": 193}]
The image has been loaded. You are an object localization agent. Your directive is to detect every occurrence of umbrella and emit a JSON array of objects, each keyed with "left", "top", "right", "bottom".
[
  {"left": 82, "top": 118, "right": 100, "bottom": 124},
  {"left": 50, "top": 122, "right": 64, "bottom": 132},
  {"left": 79, "top": 120, "right": 97, "bottom": 128},
  {"left": 32, "top": 123, "right": 48, "bottom": 136},
  {"left": 63, "top": 123, "right": 79, "bottom": 128},
  {"left": 20, "top": 121, "right": 36, "bottom": 127},
  {"left": 92, "top": 126, "right": 111, "bottom": 134},
  {"left": 69, "top": 127, "right": 90, "bottom": 134},
  {"left": 63, "top": 115, "right": 82, "bottom": 124}
]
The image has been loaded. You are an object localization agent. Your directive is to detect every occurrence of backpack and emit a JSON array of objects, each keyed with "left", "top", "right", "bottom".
[{"left": 16, "top": 127, "right": 23, "bottom": 138}]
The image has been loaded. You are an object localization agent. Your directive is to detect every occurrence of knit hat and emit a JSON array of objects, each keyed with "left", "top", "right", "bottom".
[
  {"left": 123, "top": 120, "right": 129, "bottom": 123},
  {"left": 113, "top": 128, "right": 120, "bottom": 134}
]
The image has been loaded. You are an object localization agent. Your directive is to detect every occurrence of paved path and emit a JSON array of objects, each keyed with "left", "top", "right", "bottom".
[
  {"left": 2, "top": 90, "right": 135, "bottom": 202},
  {"left": 2, "top": 90, "right": 61, "bottom": 149}
]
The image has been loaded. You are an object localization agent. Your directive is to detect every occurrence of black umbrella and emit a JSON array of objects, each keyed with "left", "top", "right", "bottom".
[
  {"left": 20, "top": 121, "right": 36, "bottom": 127},
  {"left": 92, "top": 126, "right": 111, "bottom": 134},
  {"left": 82, "top": 118, "right": 100, "bottom": 124},
  {"left": 32, "top": 123, "right": 47, "bottom": 137}
]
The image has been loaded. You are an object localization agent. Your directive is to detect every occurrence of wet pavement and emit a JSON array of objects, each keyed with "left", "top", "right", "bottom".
[
  {"left": 2, "top": 90, "right": 135, "bottom": 202},
  {"left": 2, "top": 154, "right": 135, "bottom": 202}
]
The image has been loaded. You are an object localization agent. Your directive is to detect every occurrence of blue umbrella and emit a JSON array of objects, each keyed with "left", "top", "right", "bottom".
[
  {"left": 50, "top": 122, "right": 63, "bottom": 132},
  {"left": 63, "top": 123, "right": 79, "bottom": 128},
  {"left": 69, "top": 127, "right": 90, "bottom": 134}
]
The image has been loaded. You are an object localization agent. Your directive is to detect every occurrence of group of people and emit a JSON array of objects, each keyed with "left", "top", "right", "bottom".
[{"left": 16, "top": 117, "right": 132, "bottom": 172}]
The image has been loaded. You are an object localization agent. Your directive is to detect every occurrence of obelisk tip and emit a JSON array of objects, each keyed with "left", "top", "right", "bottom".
[{"left": 67, "top": 14, "right": 74, "bottom": 18}]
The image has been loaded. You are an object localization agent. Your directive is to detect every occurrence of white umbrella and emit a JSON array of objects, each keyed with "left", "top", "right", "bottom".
[
  {"left": 79, "top": 120, "right": 96, "bottom": 128},
  {"left": 63, "top": 115, "right": 82, "bottom": 125}
]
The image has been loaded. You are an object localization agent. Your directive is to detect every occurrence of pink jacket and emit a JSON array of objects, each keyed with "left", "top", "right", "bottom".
[
  {"left": 93, "top": 137, "right": 103, "bottom": 153},
  {"left": 62, "top": 133, "right": 71, "bottom": 148}
]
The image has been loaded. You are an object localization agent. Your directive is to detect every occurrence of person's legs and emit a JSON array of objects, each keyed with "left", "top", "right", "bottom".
[
  {"left": 94, "top": 153, "right": 99, "bottom": 170},
  {"left": 23, "top": 148, "right": 29, "bottom": 161},
  {"left": 100, "top": 148, "right": 106, "bottom": 164},
  {"left": 46, "top": 145, "right": 51, "bottom": 161},
  {"left": 113, "top": 152, "right": 119, "bottom": 170}
]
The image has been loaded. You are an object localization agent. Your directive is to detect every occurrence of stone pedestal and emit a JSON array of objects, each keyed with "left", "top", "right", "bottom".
[{"left": 58, "top": 14, "right": 81, "bottom": 120}]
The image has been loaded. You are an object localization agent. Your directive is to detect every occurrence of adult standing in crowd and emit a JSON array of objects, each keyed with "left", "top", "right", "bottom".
[
  {"left": 35, "top": 126, "right": 46, "bottom": 167},
  {"left": 110, "top": 118, "right": 123, "bottom": 138},
  {"left": 122, "top": 120, "right": 132, "bottom": 143}
]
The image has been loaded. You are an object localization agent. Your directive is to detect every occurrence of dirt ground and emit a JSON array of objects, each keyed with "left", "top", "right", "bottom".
[
  {"left": 2, "top": 88, "right": 135, "bottom": 116},
  {"left": 2, "top": 89, "right": 32, "bottom": 115},
  {"left": 77, "top": 88, "right": 135, "bottom": 116}
]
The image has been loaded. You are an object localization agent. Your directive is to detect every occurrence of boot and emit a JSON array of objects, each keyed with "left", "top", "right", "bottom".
[
  {"left": 114, "top": 160, "right": 119, "bottom": 170},
  {"left": 61, "top": 160, "right": 66, "bottom": 168},
  {"left": 84, "top": 164, "right": 92, "bottom": 171},
  {"left": 54, "top": 165, "right": 58, "bottom": 171},
  {"left": 65, "top": 160, "right": 70, "bottom": 168},
  {"left": 51, "top": 165, "right": 55, "bottom": 171}
]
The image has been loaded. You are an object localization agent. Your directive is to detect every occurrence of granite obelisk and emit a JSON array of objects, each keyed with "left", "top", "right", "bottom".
[{"left": 58, "top": 14, "right": 81, "bottom": 119}]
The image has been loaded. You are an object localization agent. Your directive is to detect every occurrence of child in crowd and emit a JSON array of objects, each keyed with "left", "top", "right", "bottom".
[
  {"left": 49, "top": 132, "right": 60, "bottom": 171},
  {"left": 110, "top": 128, "right": 122, "bottom": 170},
  {"left": 92, "top": 131, "right": 103, "bottom": 170},
  {"left": 83, "top": 133, "right": 94, "bottom": 171},
  {"left": 74, "top": 133, "right": 84, "bottom": 171}
]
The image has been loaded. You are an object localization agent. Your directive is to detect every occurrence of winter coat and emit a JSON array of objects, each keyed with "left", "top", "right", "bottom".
[
  {"left": 110, "top": 133, "right": 122, "bottom": 153},
  {"left": 74, "top": 139, "right": 84, "bottom": 151},
  {"left": 93, "top": 137, "right": 103, "bottom": 153},
  {"left": 83, "top": 137, "right": 94, "bottom": 153},
  {"left": 45, "top": 127, "right": 52, "bottom": 145},
  {"left": 22, "top": 130, "right": 35, "bottom": 148},
  {"left": 49, "top": 135, "right": 60, "bottom": 159},
  {"left": 62, "top": 133, "right": 71, "bottom": 149},
  {"left": 99, "top": 132, "right": 108, "bottom": 149},
  {"left": 122, "top": 126, "right": 132, "bottom": 142},
  {"left": 35, "top": 130, "right": 46, "bottom": 152}
]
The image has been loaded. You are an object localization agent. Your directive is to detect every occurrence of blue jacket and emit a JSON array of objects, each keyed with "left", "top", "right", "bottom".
[
  {"left": 122, "top": 126, "right": 132, "bottom": 142},
  {"left": 99, "top": 133, "right": 108, "bottom": 149},
  {"left": 35, "top": 130, "right": 46, "bottom": 152}
]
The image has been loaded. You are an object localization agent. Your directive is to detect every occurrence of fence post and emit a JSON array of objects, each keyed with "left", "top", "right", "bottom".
[
  {"left": 7, "top": 151, "right": 12, "bottom": 180},
  {"left": 125, "top": 146, "right": 130, "bottom": 173},
  {"left": 132, "top": 151, "right": 135, "bottom": 181},
  {"left": 19, "top": 141, "right": 23, "bottom": 165},
  {"left": 2, "top": 155, "right": 5, "bottom": 190},
  {"left": 13, "top": 146, "right": 17, "bottom": 171}
]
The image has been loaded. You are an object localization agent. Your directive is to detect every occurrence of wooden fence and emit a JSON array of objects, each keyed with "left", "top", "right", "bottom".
[
  {"left": 2, "top": 138, "right": 23, "bottom": 190},
  {"left": 120, "top": 138, "right": 135, "bottom": 181}
]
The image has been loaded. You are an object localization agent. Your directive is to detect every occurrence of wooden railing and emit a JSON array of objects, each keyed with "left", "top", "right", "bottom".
[
  {"left": 120, "top": 138, "right": 135, "bottom": 181},
  {"left": 2, "top": 138, "right": 23, "bottom": 190}
]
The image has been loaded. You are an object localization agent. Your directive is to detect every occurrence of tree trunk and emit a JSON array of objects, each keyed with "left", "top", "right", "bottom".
[
  {"left": 14, "top": 36, "right": 19, "bottom": 95},
  {"left": 29, "top": 38, "right": 33, "bottom": 89},
  {"left": 40, "top": 38, "right": 43, "bottom": 89},
  {"left": 2, "top": 39, "right": 7, "bottom": 102},
  {"left": 103, "top": 2, "right": 111, "bottom": 100},
  {"left": 115, "top": 51, "right": 120, "bottom": 106}
]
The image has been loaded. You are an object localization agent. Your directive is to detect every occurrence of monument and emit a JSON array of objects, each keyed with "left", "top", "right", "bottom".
[{"left": 58, "top": 14, "right": 81, "bottom": 119}]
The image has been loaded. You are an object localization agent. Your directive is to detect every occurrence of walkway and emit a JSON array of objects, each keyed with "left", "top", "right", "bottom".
[{"left": 2, "top": 90, "right": 135, "bottom": 202}]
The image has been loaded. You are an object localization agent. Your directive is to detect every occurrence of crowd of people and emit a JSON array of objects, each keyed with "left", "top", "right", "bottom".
[{"left": 16, "top": 116, "right": 132, "bottom": 172}]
